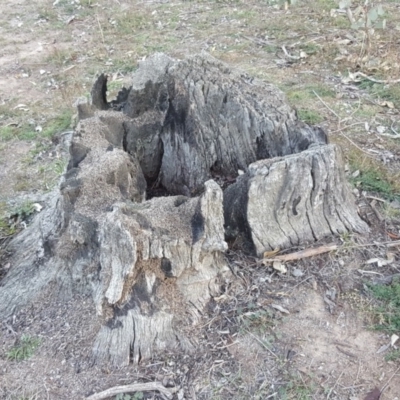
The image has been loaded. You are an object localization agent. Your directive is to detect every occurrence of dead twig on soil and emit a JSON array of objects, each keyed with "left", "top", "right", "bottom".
[
  {"left": 263, "top": 244, "right": 338, "bottom": 263},
  {"left": 96, "top": 14, "right": 106, "bottom": 51},
  {"left": 327, "top": 370, "right": 344, "bottom": 399},
  {"left": 312, "top": 90, "right": 340, "bottom": 120},
  {"left": 380, "top": 365, "right": 400, "bottom": 395},
  {"left": 244, "top": 329, "right": 279, "bottom": 359},
  {"left": 85, "top": 382, "right": 175, "bottom": 400},
  {"left": 350, "top": 71, "right": 400, "bottom": 85},
  {"left": 329, "top": 121, "right": 366, "bottom": 134}
]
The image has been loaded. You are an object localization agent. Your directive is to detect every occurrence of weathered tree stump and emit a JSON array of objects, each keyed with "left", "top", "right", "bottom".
[
  {"left": 224, "top": 144, "right": 368, "bottom": 256},
  {"left": 0, "top": 53, "right": 367, "bottom": 366}
]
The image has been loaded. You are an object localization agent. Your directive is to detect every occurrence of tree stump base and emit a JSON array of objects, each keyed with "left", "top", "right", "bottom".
[{"left": 0, "top": 53, "right": 368, "bottom": 366}]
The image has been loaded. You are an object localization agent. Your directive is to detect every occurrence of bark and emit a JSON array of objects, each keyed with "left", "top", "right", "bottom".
[
  {"left": 117, "top": 52, "right": 327, "bottom": 195},
  {"left": 0, "top": 52, "right": 366, "bottom": 367},
  {"left": 224, "top": 144, "right": 369, "bottom": 256}
]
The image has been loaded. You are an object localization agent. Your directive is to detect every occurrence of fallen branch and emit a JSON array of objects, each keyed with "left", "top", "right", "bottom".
[
  {"left": 312, "top": 90, "right": 340, "bottom": 120},
  {"left": 281, "top": 45, "right": 300, "bottom": 60},
  {"left": 387, "top": 240, "right": 400, "bottom": 248},
  {"left": 85, "top": 382, "right": 175, "bottom": 400},
  {"left": 354, "top": 71, "right": 400, "bottom": 84},
  {"left": 263, "top": 244, "right": 338, "bottom": 262}
]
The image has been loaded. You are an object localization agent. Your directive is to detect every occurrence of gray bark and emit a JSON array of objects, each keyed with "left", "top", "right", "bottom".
[
  {"left": 223, "top": 144, "right": 369, "bottom": 256},
  {"left": 118, "top": 52, "right": 327, "bottom": 196},
  {"left": 0, "top": 52, "right": 366, "bottom": 367}
]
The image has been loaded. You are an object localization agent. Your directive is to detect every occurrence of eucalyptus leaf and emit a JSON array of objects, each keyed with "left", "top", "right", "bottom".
[{"left": 368, "top": 8, "right": 379, "bottom": 22}]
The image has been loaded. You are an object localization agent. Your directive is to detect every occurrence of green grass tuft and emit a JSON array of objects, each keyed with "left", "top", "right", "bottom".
[
  {"left": 351, "top": 168, "right": 398, "bottom": 200},
  {"left": 368, "top": 279, "right": 400, "bottom": 333},
  {"left": 359, "top": 81, "right": 400, "bottom": 107},
  {"left": 296, "top": 109, "right": 323, "bottom": 124},
  {"left": 385, "top": 348, "right": 400, "bottom": 362},
  {"left": 41, "top": 110, "right": 72, "bottom": 138},
  {"left": 6, "top": 335, "right": 41, "bottom": 361}
]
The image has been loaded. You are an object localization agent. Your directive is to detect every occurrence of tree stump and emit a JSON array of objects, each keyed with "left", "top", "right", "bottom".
[{"left": 0, "top": 53, "right": 367, "bottom": 366}]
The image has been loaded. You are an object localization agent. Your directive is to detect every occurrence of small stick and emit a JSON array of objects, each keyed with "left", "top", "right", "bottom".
[
  {"left": 329, "top": 121, "right": 365, "bottom": 133},
  {"left": 85, "top": 382, "right": 174, "bottom": 400},
  {"left": 365, "top": 196, "right": 387, "bottom": 203},
  {"left": 264, "top": 244, "right": 338, "bottom": 262},
  {"left": 327, "top": 371, "right": 344, "bottom": 399},
  {"left": 245, "top": 330, "right": 278, "bottom": 359},
  {"left": 380, "top": 365, "right": 400, "bottom": 395},
  {"left": 340, "top": 131, "right": 376, "bottom": 157},
  {"left": 281, "top": 45, "right": 300, "bottom": 60},
  {"left": 354, "top": 71, "right": 400, "bottom": 84},
  {"left": 96, "top": 14, "right": 106, "bottom": 50},
  {"left": 312, "top": 90, "right": 340, "bottom": 120},
  {"left": 386, "top": 240, "right": 400, "bottom": 248}
]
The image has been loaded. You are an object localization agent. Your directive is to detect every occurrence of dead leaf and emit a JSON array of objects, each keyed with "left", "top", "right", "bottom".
[
  {"left": 365, "top": 254, "right": 394, "bottom": 267},
  {"left": 376, "top": 343, "right": 390, "bottom": 354},
  {"left": 271, "top": 304, "right": 290, "bottom": 314},
  {"left": 272, "top": 261, "right": 287, "bottom": 274},
  {"left": 378, "top": 100, "right": 395, "bottom": 109},
  {"left": 363, "top": 387, "right": 380, "bottom": 400},
  {"left": 391, "top": 334, "right": 399, "bottom": 347},
  {"left": 263, "top": 248, "right": 280, "bottom": 258}
]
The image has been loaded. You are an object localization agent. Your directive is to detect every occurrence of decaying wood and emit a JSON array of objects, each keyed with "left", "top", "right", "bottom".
[
  {"left": 0, "top": 52, "right": 367, "bottom": 367},
  {"left": 85, "top": 382, "right": 174, "bottom": 400},
  {"left": 224, "top": 144, "right": 368, "bottom": 256},
  {"left": 118, "top": 52, "right": 327, "bottom": 196}
]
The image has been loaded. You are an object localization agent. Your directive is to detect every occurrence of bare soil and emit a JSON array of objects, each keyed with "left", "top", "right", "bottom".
[{"left": 1, "top": 0, "right": 400, "bottom": 399}]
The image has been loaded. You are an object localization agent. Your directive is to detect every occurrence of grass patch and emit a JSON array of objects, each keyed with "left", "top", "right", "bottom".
[
  {"left": 368, "top": 279, "right": 400, "bottom": 334},
  {"left": 0, "top": 126, "right": 16, "bottom": 141},
  {"left": 296, "top": 109, "right": 323, "bottom": 124},
  {"left": 6, "top": 335, "right": 41, "bottom": 361},
  {"left": 0, "top": 202, "right": 17, "bottom": 236},
  {"left": 10, "top": 200, "right": 36, "bottom": 220},
  {"left": 240, "top": 308, "right": 275, "bottom": 335},
  {"left": 0, "top": 200, "right": 38, "bottom": 235},
  {"left": 41, "top": 110, "right": 72, "bottom": 139},
  {"left": 114, "top": 12, "right": 149, "bottom": 36},
  {"left": 1, "top": 110, "right": 71, "bottom": 143},
  {"left": 350, "top": 168, "right": 398, "bottom": 200},
  {"left": 385, "top": 348, "right": 400, "bottom": 362},
  {"left": 358, "top": 81, "right": 400, "bottom": 108},
  {"left": 278, "top": 372, "right": 315, "bottom": 399}
]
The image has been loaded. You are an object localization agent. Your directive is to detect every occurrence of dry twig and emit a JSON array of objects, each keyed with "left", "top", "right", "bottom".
[
  {"left": 85, "top": 382, "right": 174, "bottom": 400},
  {"left": 380, "top": 365, "right": 400, "bottom": 395},
  {"left": 264, "top": 244, "right": 338, "bottom": 263}
]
